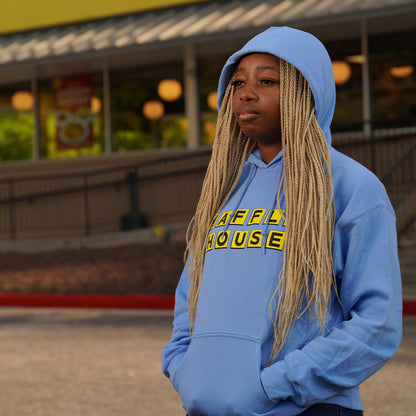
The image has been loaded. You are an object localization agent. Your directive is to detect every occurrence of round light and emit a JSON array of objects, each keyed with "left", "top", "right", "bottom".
[
  {"left": 390, "top": 65, "right": 414, "bottom": 78},
  {"left": 142, "top": 100, "right": 164, "bottom": 120},
  {"left": 11, "top": 91, "right": 34, "bottom": 112},
  {"left": 157, "top": 79, "right": 182, "bottom": 102},
  {"left": 332, "top": 61, "right": 351, "bottom": 85},
  {"left": 207, "top": 91, "right": 218, "bottom": 111},
  {"left": 91, "top": 96, "right": 102, "bottom": 115}
]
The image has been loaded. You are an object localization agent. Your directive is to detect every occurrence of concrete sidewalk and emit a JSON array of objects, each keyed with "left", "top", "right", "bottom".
[{"left": 0, "top": 308, "right": 414, "bottom": 416}]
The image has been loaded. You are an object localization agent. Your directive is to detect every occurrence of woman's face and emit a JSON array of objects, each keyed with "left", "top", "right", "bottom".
[{"left": 232, "top": 53, "right": 281, "bottom": 148}]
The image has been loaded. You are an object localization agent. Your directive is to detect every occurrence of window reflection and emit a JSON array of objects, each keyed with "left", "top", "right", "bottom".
[
  {"left": 0, "top": 82, "right": 34, "bottom": 161},
  {"left": 370, "top": 30, "right": 416, "bottom": 130},
  {"left": 38, "top": 73, "right": 104, "bottom": 159},
  {"left": 0, "top": 29, "right": 415, "bottom": 162},
  {"left": 110, "top": 63, "right": 185, "bottom": 152}
]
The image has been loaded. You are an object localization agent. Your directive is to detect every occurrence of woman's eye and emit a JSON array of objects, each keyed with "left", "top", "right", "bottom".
[
  {"left": 232, "top": 79, "right": 244, "bottom": 87},
  {"left": 260, "top": 78, "right": 278, "bottom": 85}
]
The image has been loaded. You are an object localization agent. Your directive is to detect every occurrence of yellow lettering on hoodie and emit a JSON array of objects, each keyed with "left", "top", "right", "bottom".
[
  {"left": 248, "top": 209, "right": 267, "bottom": 225},
  {"left": 247, "top": 229, "right": 263, "bottom": 248},
  {"left": 231, "top": 230, "right": 249, "bottom": 249},
  {"left": 215, "top": 230, "right": 230, "bottom": 249},
  {"left": 206, "top": 232, "right": 216, "bottom": 252},
  {"left": 265, "top": 230, "right": 285, "bottom": 251},
  {"left": 216, "top": 211, "right": 232, "bottom": 227},
  {"left": 263, "top": 209, "right": 271, "bottom": 224},
  {"left": 230, "top": 209, "right": 249, "bottom": 225},
  {"left": 210, "top": 214, "right": 219, "bottom": 230},
  {"left": 268, "top": 209, "right": 285, "bottom": 226}
]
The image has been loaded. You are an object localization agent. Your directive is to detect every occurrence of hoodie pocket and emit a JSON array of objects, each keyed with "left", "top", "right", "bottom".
[{"left": 174, "top": 333, "right": 275, "bottom": 416}]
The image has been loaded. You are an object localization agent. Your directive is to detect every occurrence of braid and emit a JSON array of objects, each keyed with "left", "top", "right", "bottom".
[
  {"left": 269, "top": 60, "right": 335, "bottom": 361},
  {"left": 185, "top": 81, "right": 255, "bottom": 331}
]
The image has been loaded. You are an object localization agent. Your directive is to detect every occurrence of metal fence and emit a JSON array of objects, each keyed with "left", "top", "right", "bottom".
[
  {"left": 0, "top": 150, "right": 211, "bottom": 241},
  {"left": 335, "top": 133, "right": 416, "bottom": 185},
  {"left": 0, "top": 131, "right": 415, "bottom": 241},
  {"left": 334, "top": 131, "right": 416, "bottom": 234}
]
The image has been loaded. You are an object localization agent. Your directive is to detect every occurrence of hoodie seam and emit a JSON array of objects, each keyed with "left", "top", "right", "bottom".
[
  {"left": 165, "top": 347, "right": 187, "bottom": 372},
  {"left": 336, "top": 202, "right": 388, "bottom": 230},
  {"left": 193, "top": 331, "right": 261, "bottom": 344}
]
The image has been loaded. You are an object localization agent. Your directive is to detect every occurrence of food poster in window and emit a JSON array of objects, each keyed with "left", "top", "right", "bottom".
[{"left": 54, "top": 76, "right": 93, "bottom": 149}]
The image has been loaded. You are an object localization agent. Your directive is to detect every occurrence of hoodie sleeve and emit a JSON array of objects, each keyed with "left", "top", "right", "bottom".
[
  {"left": 161, "top": 264, "right": 191, "bottom": 388},
  {"left": 261, "top": 203, "right": 403, "bottom": 407}
]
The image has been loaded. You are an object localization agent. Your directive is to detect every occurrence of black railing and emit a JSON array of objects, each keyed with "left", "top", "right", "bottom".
[
  {"left": 0, "top": 129, "right": 415, "bottom": 241},
  {"left": 0, "top": 150, "right": 211, "bottom": 241},
  {"left": 333, "top": 130, "right": 416, "bottom": 192},
  {"left": 381, "top": 140, "right": 416, "bottom": 184},
  {"left": 332, "top": 116, "right": 416, "bottom": 133}
]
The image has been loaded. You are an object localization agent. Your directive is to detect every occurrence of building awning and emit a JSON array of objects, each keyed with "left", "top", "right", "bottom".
[{"left": 0, "top": 0, "right": 415, "bottom": 68}]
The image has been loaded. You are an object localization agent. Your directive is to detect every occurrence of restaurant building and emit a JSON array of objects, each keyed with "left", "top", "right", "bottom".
[
  {"left": 0, "top": 0, "right": 415, "bottom": 163},
  {"left": 0, "top": 0, "right": 415, "bottom": 241}
]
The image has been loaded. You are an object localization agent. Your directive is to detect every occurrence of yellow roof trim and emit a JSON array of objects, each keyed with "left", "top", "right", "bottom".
[{"left": 0, "top": 0, "right": 209, "bottom": 35}]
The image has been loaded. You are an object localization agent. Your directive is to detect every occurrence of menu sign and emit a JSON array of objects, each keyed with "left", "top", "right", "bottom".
[{"left": 54, "top": 76, "right": 93, "bottom": 149}]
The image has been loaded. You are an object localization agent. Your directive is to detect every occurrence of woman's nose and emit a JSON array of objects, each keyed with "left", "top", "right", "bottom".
[{"left": 240, "top": 85, "right": 258, "bottom": 101}]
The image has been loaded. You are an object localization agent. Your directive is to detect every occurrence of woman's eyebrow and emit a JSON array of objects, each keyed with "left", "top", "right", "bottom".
[
  {"left": 235, "top": 65, "right": 279, "bottom": 73},
  {"left": 256, "top": 65, "right": 279, "bottom": 73}
]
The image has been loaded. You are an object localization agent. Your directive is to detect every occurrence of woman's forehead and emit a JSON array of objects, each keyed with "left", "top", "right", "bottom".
[{"left": 236, "top": 53, "right": 281, "bottom": 70}]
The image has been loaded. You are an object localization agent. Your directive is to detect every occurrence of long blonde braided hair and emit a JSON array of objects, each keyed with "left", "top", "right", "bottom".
[{"left": 185, "top": 58, "right": 335, "bottom": 361}]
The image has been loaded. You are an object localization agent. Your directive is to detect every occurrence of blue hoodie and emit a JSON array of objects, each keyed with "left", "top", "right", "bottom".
[{"left": 162, "top": 27, "right": 402, "bottom": 416}]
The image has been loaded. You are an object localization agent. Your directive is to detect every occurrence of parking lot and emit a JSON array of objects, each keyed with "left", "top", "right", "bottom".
[{"left": 0, "top": 307, "right": 414, "bottom": 416}]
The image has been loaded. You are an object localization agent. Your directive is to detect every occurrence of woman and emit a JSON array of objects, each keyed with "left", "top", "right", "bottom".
[{"left": 162, "top": 26, "right": 402, "bottom": 416}]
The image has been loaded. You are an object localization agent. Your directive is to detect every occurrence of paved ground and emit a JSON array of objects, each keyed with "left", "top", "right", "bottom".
[{"left": 0, "top": 307, "right": 414, "bottom": 416}]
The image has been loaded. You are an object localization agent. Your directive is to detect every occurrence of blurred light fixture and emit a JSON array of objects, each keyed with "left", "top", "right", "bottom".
[
  {"left": 207, "top": 91, "right": 218, "bottom": 111},
  {"left": 143, "top": 100, "right": 164, "bottom": 120},
  {"left": 332, "top": 61, "right": 352, "bottom": 85},
  {"left": 345, "top": 54, "right": 366, "bottom": 64},
  {"left": 91, "top": 96, "right": 102, "bottom": 115},
  {"left": 390, "top": 65, "right": 414, "bottom": 78},
  {"left": 157, "top": 79, "right": 182, "bottom": 102},
  {"left": 11, "top": 91, "right": 34, "bottom": 112}
]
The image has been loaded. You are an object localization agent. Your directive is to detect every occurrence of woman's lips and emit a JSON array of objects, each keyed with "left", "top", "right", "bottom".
[{"left": 237, "top": 108, "right": 259, "bottom": 122}]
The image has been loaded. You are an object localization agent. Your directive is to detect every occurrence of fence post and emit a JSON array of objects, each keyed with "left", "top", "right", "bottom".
[
  {"left": 370, "top": 131, "right": 377, "bottom": 175},
  {"left": 120, "top": 169, "right": 147, "bottom": 230},
  {"left": 83, "top": 174, "right": 90, "bottom": 236},
  {"left": 8, "top": 179, "right": 16, "bottom": 241}
]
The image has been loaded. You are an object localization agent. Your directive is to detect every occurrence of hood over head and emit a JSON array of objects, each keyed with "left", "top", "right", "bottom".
[{"left": 217, "top": 26, "right": 335, "bottom": 144}]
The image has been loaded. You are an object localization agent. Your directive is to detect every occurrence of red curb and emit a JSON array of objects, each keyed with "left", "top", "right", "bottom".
[
  {"left": 0, "top": 294, "right": 175, "bottom": 310},
  {"left": 0, "top": 294, "right": 415, "bottom": 315},
  {"left": 403, "top": 299, "right": 416, "bottom": 316}
]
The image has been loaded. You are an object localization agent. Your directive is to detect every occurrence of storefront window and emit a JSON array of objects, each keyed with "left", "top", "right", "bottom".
[
  {"left": 0, "top": 82, "right": 34, "bottom": 161},
  {"left": 38, "top": 73, "right": 104, "bottom": 159},
  {"left": 369, "top": 30, "right": 416, "bottom": 130},
  {"left": 199, "top": 55, "right": 227, "bottom": 145},
  {"left": 326, "top": 38, "right": 363, "bottom": 133},
  {"left": 111, "top": 62, "right": 185, "bottom": 152}
]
